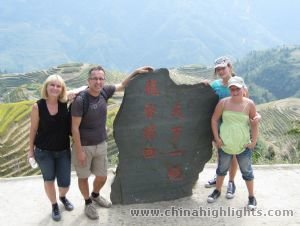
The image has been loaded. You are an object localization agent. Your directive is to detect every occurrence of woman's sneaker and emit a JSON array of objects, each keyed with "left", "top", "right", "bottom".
[
  {"left": 205, "top": 175, "right": 217, "bottom": 188},
  {"left": 52, "top": 204, "right": 61, "bottom": 221},
  {"left": 247, "top": 196, "right": 257, "bottom": 210},
  {"left": 207, "top": 189, "right": 221, "bottom": 203},
  {"left": 59, "top": 197, "right": 74, "bottom": 211},
  {"left": 226, "top": 181, "right": 236, "bottom": 199}
]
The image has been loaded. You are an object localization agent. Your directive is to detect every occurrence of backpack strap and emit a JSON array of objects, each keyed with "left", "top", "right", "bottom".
[
  {"left": 70, "top": 88, "right": 108, "bottom": 119},
  {"left": 78, "top": 91, "right": 90, "bottom": 117},
  {"left": 67, "top": 91, "right": 89, "bottom": 135}
]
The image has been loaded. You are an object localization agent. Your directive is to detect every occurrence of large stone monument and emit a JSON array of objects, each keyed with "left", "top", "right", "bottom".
[{"left": 111, "top": 68, "right": 218, "bottom": 204}]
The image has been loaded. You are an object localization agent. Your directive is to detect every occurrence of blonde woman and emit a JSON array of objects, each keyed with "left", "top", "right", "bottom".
[{"left": 28, "top": 74, "right": 73, "bottom": 221}]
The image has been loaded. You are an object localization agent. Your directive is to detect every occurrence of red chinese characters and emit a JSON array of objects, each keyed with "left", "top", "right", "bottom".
[
  {"left": 142, "top": 79, "right": 160, "bottom": 158},
  {"left": 145, "top": 80, "right": 159, "bottom": 96},
  {"left": 167, "top": 165, "right": 183, "bottom": 180},
  {"left": 144, "top": 104, "right": 156, "bottom": 119},
  {"left": 143, "top": 148, "right": 156, "bottom": 159},
  {"left": 168, "top": 149, "right": 183, "bottom": 157},
  {"left": 171, "top": 102, "right": 184, "bottom": 119},
  {"left": 143, "top": 124, "right": 156, "bottom": 141},
  {"left": 171, "top": 126, "right": 182, "bottom": 143},
  {"left": 142, "top": 81, "right": 184, "bottom": 182}
]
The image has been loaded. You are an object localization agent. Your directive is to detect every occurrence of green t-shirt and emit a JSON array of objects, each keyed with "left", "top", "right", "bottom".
[{"left": 210, "top": 79, "right": 230, "bottom": 100}]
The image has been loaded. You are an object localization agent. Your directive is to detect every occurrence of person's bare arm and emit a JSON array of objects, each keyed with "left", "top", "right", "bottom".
[
  {"left": 67, "top": 86, "right": 88, "bottom": 102},
  {"left": 246, "top": 101, "right": 258, "bottom": 150},
  {"left": 115, "top": 66, "right": 154, "bottom": 92},
  {"left": 200, "top": 79, "right": 211, "bottom": 86},
  {"left": 211, "top": 100, "right": 225, "bottom": 148},
  {"left": 72, "top": 116, "right": 86, "bottom": 166},
  {"left": 244, "top": 88, "right": 261, "bottom": 126},
  {"left": 250, "top": 112, "right": 261, "bottom": 127},
  {"left": 28, "top": 103, "right": 39, "bottom": 159}
]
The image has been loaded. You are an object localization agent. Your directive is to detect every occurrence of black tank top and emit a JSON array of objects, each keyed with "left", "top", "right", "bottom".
[{"left": 34, "top": 99, "right": 70, "bottom": 151}]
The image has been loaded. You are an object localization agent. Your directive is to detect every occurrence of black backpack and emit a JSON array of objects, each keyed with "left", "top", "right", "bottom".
[{"left": 68, "top": 89, "right": 109, "bottom": 135}]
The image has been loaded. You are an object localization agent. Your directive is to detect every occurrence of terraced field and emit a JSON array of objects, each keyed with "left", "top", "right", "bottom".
[
  {"left": 0, "top": 63, "right": 126, "bottom": 103},
  {"left": 0, "top": 63, "right": 299, "bottom": 177},
  {"left": 257, "top": 98, "right": 300, "bottom": 162},
  {"left": 170, "top": 65, "right": 214, "bottom": 82},
  {"left": 0, "top": 101, "right": 40, "bottom": 177}
]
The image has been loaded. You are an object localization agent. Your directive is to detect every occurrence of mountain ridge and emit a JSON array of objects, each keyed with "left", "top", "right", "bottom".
[{"left": 1, "top": 0, "right": 299, "bottom": 72}]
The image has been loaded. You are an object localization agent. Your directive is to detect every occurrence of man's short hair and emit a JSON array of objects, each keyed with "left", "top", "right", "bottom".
[{"left": 88, "top": 66, "right": 106, "bottom": 78}]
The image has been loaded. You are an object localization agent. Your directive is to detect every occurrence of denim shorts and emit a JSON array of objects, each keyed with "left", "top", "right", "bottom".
[
  {"left": 34, "top": 148, "right": 71, "bottom": 187},
  {"left": 216, "top": 148, "right": 254, "bottom": 181}
]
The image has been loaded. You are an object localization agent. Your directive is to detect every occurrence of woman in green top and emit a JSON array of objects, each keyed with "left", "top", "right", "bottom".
[
  {"left": 207, "top": 76, "right": 258, "bottom": 210},
  {"left": 204, "top": 56, "right": 260, "bottom": 201}
]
